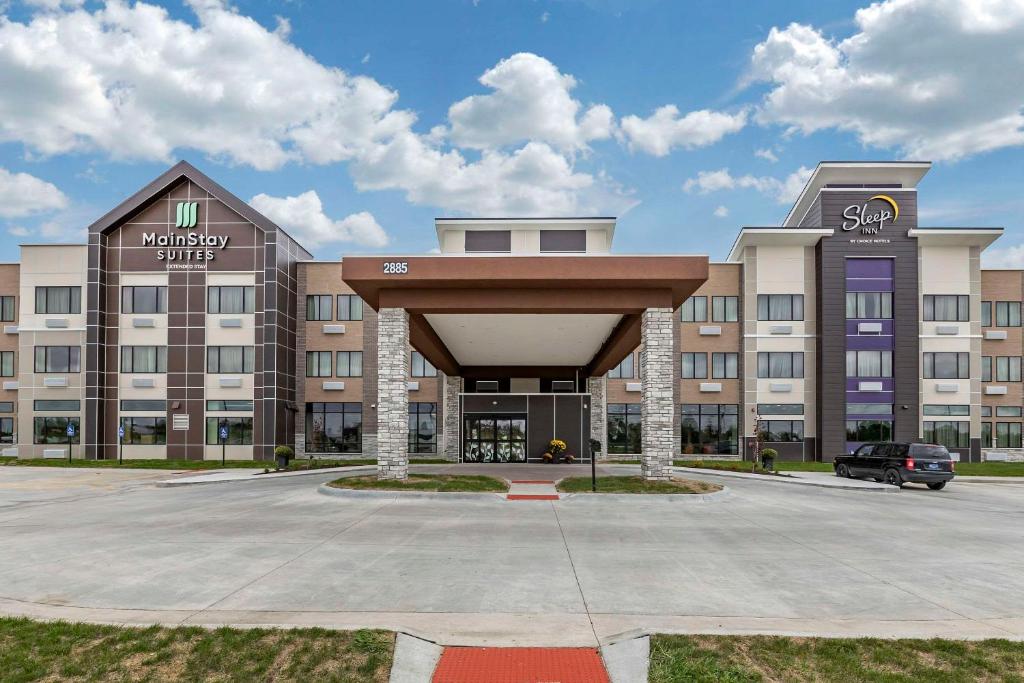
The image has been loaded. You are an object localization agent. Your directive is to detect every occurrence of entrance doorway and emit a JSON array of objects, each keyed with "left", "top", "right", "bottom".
[{"left": 463, "top": 415, "right": 527, "bottom": 463}]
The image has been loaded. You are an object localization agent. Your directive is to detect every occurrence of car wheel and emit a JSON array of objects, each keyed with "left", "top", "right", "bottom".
[
  {"left": 883, "top": 468, "right": 903, "bottom": 488},
  {"left": 835, "top": 463, "right": 851, "bottom": 478},
  {"left": 927, "top": 481, "right": 946, "bottom": 491}
]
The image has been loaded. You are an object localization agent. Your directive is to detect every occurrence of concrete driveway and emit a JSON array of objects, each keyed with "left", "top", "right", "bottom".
[{"left": 1, "top": 464, "right": 1023, "bottom": 646}]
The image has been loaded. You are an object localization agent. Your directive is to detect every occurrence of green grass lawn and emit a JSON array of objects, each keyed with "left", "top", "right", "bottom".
[
  {"left": 649, "top": 634, "right": 1024, "bottom": 682},
  {"left": 328, "top": 473, "right": 508, "bottom": 492},
  {"left": 558, "top": 475, "right": 721, "bottom": 494},
  {"left": 0, "top": 617, "right": 393, "bottom": 683},
  {"left": 672, "top": 460, "right": 779, "bottom": 476},
  {"left": 0, "top": 457, "right": 451, "bottom": 471}
]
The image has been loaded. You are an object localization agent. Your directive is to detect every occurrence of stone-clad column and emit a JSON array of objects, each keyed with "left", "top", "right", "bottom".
[
  {"left": 442, "top": 374, "right": 462, "bottom": 461},
  {"left": 641, "top": 308, "right": 674, "bottom": 480},
  {"left": 377, "top": 308, "right": 409, "bottom": 480},
  {"left": 587, "top": 376, "right": 607, "bottom": 460}
]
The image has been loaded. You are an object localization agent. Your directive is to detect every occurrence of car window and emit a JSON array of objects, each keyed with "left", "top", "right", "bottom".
[
  {"left": 854, "top": 444, "right": 874, "bottom": 456},
  {"left": 910, "top": 444, "right": 950, "bottom": 459},
  {"left": 871, "top": 444, "right": 890, "bottom": 457},
  {"left": 890, "top": 443, "right": 909, "bottom": 457}
]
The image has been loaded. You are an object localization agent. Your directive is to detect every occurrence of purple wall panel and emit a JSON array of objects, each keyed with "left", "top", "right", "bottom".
[{"left": 846, "top": 258, "right": 894, "bottom": 278}]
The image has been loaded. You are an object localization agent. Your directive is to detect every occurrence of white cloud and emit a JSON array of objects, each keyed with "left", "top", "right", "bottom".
[
  {"left": 754, "top": 148, "right": 778, "bottom": 162},
  {"left": 748, "top": 0, "right": 1024, "bottom": 161},
  {"left": 361, "top": 53, "right": 371, "bottom": 64},
  {"left": 447, "top": 53, "right": 614, "bottom": 152},
  {"left": 620, "top": 106, "right": 747, "bottom": 156},
  {"left": 249, "top": 191, "right": 389, "bottom": 248},
  {"left": 540, "top": 11, "right": 550, "bottom": 22},
  {"left": 683, "top": 166, "right": 812, "bottom": 204},
  {"left": 713, "top": 205, "right": 729, "bottom": 218},
  {"left": 983, "top": 244, "right": 1024, "bottom": 269},
  {"left": 0, "top": 4, "right": 637, "bottom": 217},
  {"left": 0, "top": 166, "right": 68, "bottom": 218},
  {"left": 7, "top": 225, "right": 30, "bottom": 237}
]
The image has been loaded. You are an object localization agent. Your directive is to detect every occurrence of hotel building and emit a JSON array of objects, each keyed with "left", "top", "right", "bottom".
[{"left": 1, "top": 160, "right": 1017, "bottom": 474}]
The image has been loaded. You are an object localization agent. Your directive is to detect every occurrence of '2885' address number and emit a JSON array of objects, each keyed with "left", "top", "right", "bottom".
[{"left": 383, "top": 261, "right": 408, "bottom": 274}]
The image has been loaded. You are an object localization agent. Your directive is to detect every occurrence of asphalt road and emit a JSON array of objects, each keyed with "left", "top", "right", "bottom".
[{"left": 1, "top": 464, "right": 1022, "bottom": 646}]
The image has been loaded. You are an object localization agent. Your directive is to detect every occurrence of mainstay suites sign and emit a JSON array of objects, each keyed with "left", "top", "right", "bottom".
[{"left": 142, "top": 201, "right": 229, "bottom": 266}]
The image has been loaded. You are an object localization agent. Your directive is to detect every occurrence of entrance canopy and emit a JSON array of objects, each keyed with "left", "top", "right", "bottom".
[{"left": 341, "top": 255, "right": 708, "bottom": 376}]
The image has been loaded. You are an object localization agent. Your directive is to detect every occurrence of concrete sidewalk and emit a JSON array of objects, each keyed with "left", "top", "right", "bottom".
[{"left": 672, "top": 465, "right": 898, "bottom": 491}]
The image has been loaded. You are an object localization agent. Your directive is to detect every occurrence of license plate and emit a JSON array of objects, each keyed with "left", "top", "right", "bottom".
[{"left": 927, "top": 463, "right": 939, "bottom": 470}]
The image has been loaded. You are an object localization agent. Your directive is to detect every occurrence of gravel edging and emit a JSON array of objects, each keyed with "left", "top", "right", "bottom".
[{"left": 317, "top": 482, "right": 507, "bottom": 501}]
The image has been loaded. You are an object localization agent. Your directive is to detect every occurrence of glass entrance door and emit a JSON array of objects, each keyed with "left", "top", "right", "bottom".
[{"left": 463, "top": 415, "right": 527, "bottom": 463}]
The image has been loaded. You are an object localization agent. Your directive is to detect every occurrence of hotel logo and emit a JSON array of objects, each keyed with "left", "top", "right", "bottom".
[
  {"left": 841, "top": 195, "right": 899, "bottom": 234},
  {"left": 175, "top": 201, "right": 198, "bottom": 229}
]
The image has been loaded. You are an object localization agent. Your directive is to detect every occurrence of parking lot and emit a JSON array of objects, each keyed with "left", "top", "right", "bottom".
[{"left": 1, "top": 465, "right": 1022, "bottom": 646}]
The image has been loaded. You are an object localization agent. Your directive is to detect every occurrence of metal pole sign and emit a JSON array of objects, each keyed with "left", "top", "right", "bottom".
[
  {"left": 66, "top": 422, "right": 76, "bottom": 462},
  {"left": 219, "top": 424, "right": 228, "bottom": 466},
  {"left": 118, "top": 424, "right": 125, "bottom": 464}
]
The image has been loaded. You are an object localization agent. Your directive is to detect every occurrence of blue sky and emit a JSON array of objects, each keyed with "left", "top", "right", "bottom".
[{"left": 1, "top": 0, "right": 1023, "bottom": 263}]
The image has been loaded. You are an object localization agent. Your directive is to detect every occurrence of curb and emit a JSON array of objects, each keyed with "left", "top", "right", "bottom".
[
  {"left": 561, "top": 489, "right": 729, "bottom": 505},
  {"left": 674, "top": 466, "right": 899, "bottom": 492},
  {"left": 156, "top": 465, "right": 376, "bottom": 487},
  {"left": 317, "top": 482, "right": 507, "bottom": 501},
  {"left": 389, "top": 632, "right": 443, "bottom": 683}
]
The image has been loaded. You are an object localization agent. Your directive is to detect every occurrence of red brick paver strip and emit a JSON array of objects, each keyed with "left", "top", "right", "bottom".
[{"left": 432, "top": 646, "right": 610, "bottom": 683}]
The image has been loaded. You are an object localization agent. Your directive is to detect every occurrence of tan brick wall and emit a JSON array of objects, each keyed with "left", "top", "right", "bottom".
[
  {"left": 0, "top": 264, "right": 17, "bottom": 449},
  {"left": 980, "top": 271, "right": 1024, "bottom": 441}
]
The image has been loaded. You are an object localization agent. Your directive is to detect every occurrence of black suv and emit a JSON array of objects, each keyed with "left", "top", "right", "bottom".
[{"left": 833, "top": 442, "right": 955, "bottom": 490}]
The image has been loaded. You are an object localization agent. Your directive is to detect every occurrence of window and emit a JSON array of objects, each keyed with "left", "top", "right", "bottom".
[
  {"left": 206, "top": 417, "right": 254, "bottom": 445},
  {"left": 475, "top": 380, "right": 499, "bottom": 392},
  {"left": 981, "top": 406, "right": 992, "bottom": 417},
  {"left": 121, "top": 286, "right": 167, "bottom": 314},
  {"left": 983, "top": 356, "right": 992, "bottom": 382},
  {"left": 995, "top": 301, "right": 1022, "bottom": 327},
  {"left": 207, "top": 346, "right": 255, "bottom": 373},
  {"left": 608, "top": 353, "right": 634, "bottom": 379},
  {"left": 34, "top": 346, "right": 81, "bottom": 373},
  {"left": 757, "top": 352, "right": 804, "bottom": 378},
  {"left": 712, "top": 352, "right": 738, "bottom": 379},
  {"left": 336, "top": 351, "right": 363, "bottom": 377},
  {"left": 982, "top": 421, "right": 992, "bottom": 447},
  {"left": 0, "top": 351, "right": 12, "bottom": 377},
  {"left": 923, "top": 405, "right": 970, "bottom": 416},
  {"left": 845, "top": 350, "right": 893, "bottom": 378},
  {"left": 681, "top": 404, "right": 738, "bottom": 455},
  {"left": 757, "top": 294, "right": 804, "bottom": 321},
  {"left": 206, "top": 400, "right": 254, "bottom": 411},
  {"left": 305, "top": 351, "right": 332, "bottom": 378},
  {"left": 997, "top": 406, "right": 1023, "bottom": 417},
  {"left": 337, "top": 294, "right": 363, "bottom": 321},
  {"left": 845, "top": 420, "right": 894, "bottom": 442},
  {"left": 680, "top": 296, "right": 707, "bottom": 322},
  {"left": 607, "top": 403, "right": 641, "bottom": 454},
  {"left": 120, "top": 417, "right": 167, "bottom": 445},
  {"left": 0, "top": 296, "right": 14, "bottom": 321},
  {"left": 846, "top": 403, "right": 893, "bottom": 415},
  {"left": 35, "top": 286, "right": 81, "bottom": 314},
  {"left": 411, "top": 351, "right": 436, "bottom": 377},
  {"left": 121, "top": 400, "right": 166, "bottom": 411},
  {"left": 120, "top": 346, "right": 167, "bottom": 373},
  {"left": 33, "top": 416, "right": 80, "bottom": 444},
  {"left": 996, "top": 422, "right": 1023, "bottom": 448},
  {"left": 0, "top": 417, "right": 12, "bottom": 444},
  {"left": 924, "top": 421, "right": 970, "bottom": 449},
  {"left": 539, "top": 230, "right": 586, "bottom": 252},
  {"left": 712, "top": 296, "right": 738, "bottom": 322},
  {"left": 757, "top": 404, "right": 804, "bottom": 415},
  {"left": 305, "top": 402, "right": 361, "bottom": 453},
  {"left": 551, "top": 380, "right": 575, "bottom": 393},
  {"left": 759, "top": 420, "right": 804, "bottom": 442},
  {"left": 996, "top": 356, "right": 1022, "bottom": 382},
  {"left": 923, "top": 295, "right": 969, "bottom": 322},
  {"left": 845, "top": 292, "right": 892, "bottom": 319},
  {"left": 306, "top": 295, "right": 332, "bottom": 321},
  {"left": 465, "top": 230, "right": 511, "bottom": 252},
  {"left": 408, "top": 402, "right": 437, "bottom": 453},
  {"left": 681, "top": 352, "right": 708, "bottom": 379},
  {"left": 0, "top": 401, "right": 13, "bottom": 413},
  {"left": 923, "top": 352, "right": 969, "bottom": 379},
  {"left": 208, "top": 286, "right": 255, "bottom": 314},
  {"left": 34, "top": 400, "right": 80, "bottom": 411},
  {"left": 982, "top": 301, "right": 992, "bottom": 327}
]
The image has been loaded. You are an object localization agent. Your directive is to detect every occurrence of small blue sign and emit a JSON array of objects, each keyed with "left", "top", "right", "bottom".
[
  {"left": 219, "top": 426, "right": 229, "bottom": 441},
  {"left": 67, "top": 423, "right": 76, "bottom": 437},
  {"left": 118, "top": 425, "right": 125, "bottom": 439}
]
